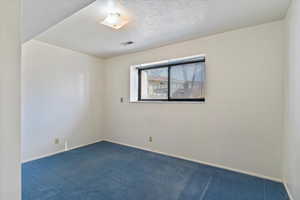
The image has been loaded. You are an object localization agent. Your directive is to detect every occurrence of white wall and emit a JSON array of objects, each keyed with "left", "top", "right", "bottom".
[
  {"left": 0, "top": 0, "right": 21, "bottom": 199},
  {"left": 22, "top": 40, "right": 104, "bottom": 162},
  {"left": 284, "top": 1, "right": 300, "bottom": 199},
  {"left": 104, "top": 21, "right": 285, "bottom": 180}
]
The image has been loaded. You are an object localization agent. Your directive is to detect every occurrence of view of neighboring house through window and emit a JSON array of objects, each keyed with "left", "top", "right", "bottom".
[
  {"left": 138, "top": 60, "right": 205, "bottom": 101},
  {"left": 140, "top": 67, "right": 168, "bottom": 99}
]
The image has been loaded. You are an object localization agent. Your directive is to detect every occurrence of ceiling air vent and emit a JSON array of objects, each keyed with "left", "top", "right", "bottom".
[{"left": 121, "top": 41, "right": 134, "bottom": 46}]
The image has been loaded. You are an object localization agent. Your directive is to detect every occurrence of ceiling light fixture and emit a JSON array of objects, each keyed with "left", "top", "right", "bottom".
[{"left": 101, "top": 12, "right": 128, "bottom": 30}]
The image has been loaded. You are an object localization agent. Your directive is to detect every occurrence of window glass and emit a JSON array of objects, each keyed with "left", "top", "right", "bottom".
[
  {"left": 170, "top": 62, "right": 205, "bottom": 99},
  {"left": 140, "top": 67, "right": 168, "bottom": 99},
  {"left": 138, "top": 60, "right": 205, "bottom": 101}
]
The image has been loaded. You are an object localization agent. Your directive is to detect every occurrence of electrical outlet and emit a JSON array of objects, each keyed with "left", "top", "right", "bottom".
[
  {"left": 149, "top": 136, "right": 153, "bottom": 142},
  {"left": 120, "top": 97, "right": 124, "bottom": 103},
  {"left": 54, "top": 138, "right": 60, "bottom": 144}
]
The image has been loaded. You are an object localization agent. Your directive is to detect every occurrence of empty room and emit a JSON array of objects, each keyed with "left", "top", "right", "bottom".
[{"left": 1, "top": 0, "right": 300, "bottom": 200}]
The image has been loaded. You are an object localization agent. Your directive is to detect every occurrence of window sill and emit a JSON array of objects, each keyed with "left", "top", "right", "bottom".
[{"left": 129, "top": 100, "right": 205, "bottom": 104}]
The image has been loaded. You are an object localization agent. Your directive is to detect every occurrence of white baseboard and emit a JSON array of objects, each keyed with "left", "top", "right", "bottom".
[
  {"left": 22, "top": 139, "right": 103, "bottom": 163},
  {"left": 104, "top": 139, "right": 283, "bottom": 183},
  {"left": 22, "top": 149, "right": 65, "bottom": 163},
  {"left": 67, "top": 139, "right": 103, "bottom": 151},
  {"left": 284, "top": 182, "right": 295, "bottom": 200}
]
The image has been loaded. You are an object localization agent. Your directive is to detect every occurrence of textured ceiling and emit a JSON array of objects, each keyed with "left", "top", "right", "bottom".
[{"left": 35, "top": 0, "right": 290, "bottom": 58}]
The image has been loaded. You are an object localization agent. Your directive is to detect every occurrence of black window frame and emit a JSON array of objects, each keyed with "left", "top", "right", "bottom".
[{"left": 138, "top": 60, "right": 205, "bottom": 102}]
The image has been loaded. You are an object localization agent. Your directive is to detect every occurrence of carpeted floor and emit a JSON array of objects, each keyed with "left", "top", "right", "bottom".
[{"left": 22, "top": 141, "right": 289, "bottom": 200}]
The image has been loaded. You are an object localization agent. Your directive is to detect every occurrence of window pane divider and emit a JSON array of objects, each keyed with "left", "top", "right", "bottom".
[{"left": 167, "top": 65, "right": 171, "bottom": 101}]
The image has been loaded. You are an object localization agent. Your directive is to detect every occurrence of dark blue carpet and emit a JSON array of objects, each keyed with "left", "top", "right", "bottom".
[{"left": 22, "top": 141, "right": 289, "bottom": 200}]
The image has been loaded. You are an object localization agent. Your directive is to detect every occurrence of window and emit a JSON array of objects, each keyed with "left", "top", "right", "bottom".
[{"left": 136, "top": 57, "right": 205, "bottom": 102}]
